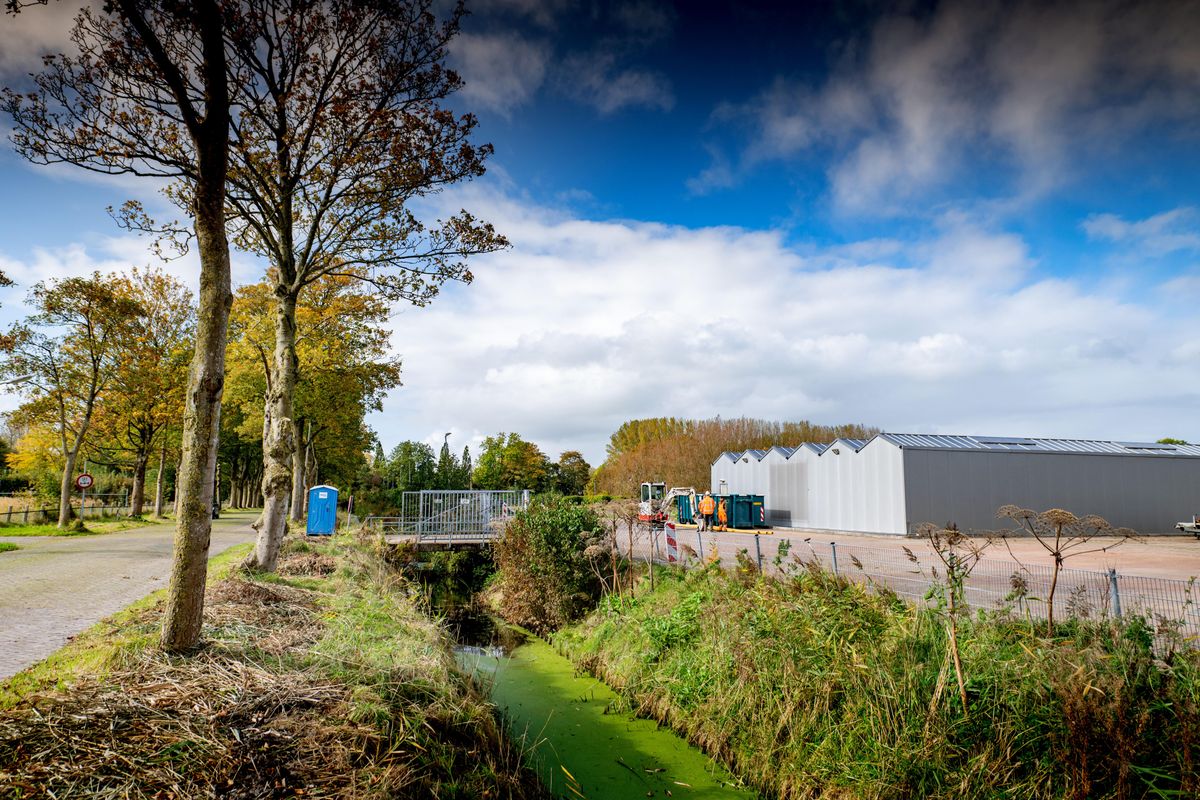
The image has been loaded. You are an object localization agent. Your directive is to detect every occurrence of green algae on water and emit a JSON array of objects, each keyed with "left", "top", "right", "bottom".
[{"left": 462, "top": 630, "right": 755, "bottom": 800}]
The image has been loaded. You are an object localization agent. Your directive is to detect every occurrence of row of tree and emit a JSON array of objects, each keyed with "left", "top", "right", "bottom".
[
  {"left": 592, "top": 416, "right": 879, "bottom": 496},
  {"left": 2, "top": 0, "right": 502, "bottom": 650},
  {"left": 0, "top": 267, "right": 401, "bottom": 525},
  {"left": 371, "top": 433, "right": 591, "bottom": 498}
]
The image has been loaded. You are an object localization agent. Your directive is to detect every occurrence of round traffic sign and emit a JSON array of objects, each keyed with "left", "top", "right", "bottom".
[{"left": 75, "top": 473, "right": 94, "bottom": 490}]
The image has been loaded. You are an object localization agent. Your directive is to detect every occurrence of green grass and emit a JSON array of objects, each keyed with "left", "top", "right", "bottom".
[
  {"left": 556, "top": 562, "right": 1200, "bottom": 800},
  {"left": 0, "top": 542, "right": 17, "bottom": 553},
  {"left": 0, "top": 514, "right": 167, "bottom": 537}
]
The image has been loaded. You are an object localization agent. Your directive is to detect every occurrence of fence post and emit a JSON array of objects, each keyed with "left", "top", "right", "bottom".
[
  {"left": 1109, "top": 568, "right": 1122, "bottom": 618},
  {"left": 830, "top": 541, "right": 839, "bottom": 576},
  {"left": 754, "top": 533, "right": 763, "bottom": 572},
  {"left": 696, "top": 529, "right": 704, "bottom": 562},
  {"left": 23, "top": 507, "right": 29, "bottom": 524}
]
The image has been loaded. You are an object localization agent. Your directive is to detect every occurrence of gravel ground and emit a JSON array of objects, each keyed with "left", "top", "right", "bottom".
[{"left": 0, "top": 511, "right": 258, "bottom": 680}]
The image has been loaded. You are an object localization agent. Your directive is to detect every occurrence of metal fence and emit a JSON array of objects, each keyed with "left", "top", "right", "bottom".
[
  {"left": 621, "top": 526, "right": 1200, "bottom": 643},
  {"left": 364, "top": 489, "right": 530, "bottom": 544}
]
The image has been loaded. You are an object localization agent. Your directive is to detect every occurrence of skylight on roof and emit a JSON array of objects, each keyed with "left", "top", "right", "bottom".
[
  {"left": 1122, "top": 443, "right": 1177, "bottom": 452},
  {"left": 977, "top": 437, "right": 1038, "bottom": 447}
]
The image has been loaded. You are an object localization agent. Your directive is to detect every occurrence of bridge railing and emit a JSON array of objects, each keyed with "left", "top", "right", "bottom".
[{"left": 363, "top": 489, "right": 530, "bottom": 543}]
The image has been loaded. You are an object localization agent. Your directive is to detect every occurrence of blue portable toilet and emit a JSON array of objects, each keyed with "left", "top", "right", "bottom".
[{"left": 306, "top": 484, "right": 338, "bottom": 535}]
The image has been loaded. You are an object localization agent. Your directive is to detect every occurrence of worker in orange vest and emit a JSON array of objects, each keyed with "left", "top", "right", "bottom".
[
  {"left": 698, "top": 492, "right": 715, "bottom": 532},
  {"left": 717, "top": 498, "right": 728, "bottom": 531}
]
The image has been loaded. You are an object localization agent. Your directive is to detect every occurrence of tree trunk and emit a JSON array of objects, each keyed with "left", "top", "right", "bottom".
[
  {"left": 153, "top": 443, "right": 166, "bottom": 517},
  {"left": 130, "top": 453, "right": 149, "bottom": 516},
  {"left": 159, "top": 0, "right": 233, "bottom": 651},
  {"left": 289, "top": 419, "right": 305, "bottom": 522},
  {"left": 58, "top": 449, "right": 79, "bottom": 528},
  {"left": 251, "top": 290, "right": 298, "bottom": 572}
]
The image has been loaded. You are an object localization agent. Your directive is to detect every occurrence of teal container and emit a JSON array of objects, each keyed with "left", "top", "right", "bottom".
[
  {"left": 749, "top": 494, "right": 768, "bottom": 528},
  {"left": 675, "top": 494, "right": 695, "bottom": 524}
]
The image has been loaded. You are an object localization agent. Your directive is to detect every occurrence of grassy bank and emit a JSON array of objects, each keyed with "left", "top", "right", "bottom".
[
  {"left": 0, "top": 536, "right": 545, "bottom": 798},
  {"left": 0, "top": 543, "right": 16, "bottom": 553},
  {"left": 556, "top": 562, "right": 1200, "bottom": 799},
  {"left": 0, "top": 515, "right": 167, "bottom": 537}
]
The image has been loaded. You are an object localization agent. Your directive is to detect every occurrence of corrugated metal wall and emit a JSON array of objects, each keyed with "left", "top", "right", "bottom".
[
  {"left": 902, "top": 449, "right": 1200, "bottom": 534},
  {"left": 807, "top": 438, "right": 907, "bottom": 534}
]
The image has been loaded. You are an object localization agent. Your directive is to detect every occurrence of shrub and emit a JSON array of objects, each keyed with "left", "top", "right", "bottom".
[{"left": 490, "top": 495, "right": 602, "bottom": 633}]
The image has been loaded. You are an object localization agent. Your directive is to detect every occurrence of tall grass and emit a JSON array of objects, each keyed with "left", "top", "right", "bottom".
[{"left": 557, "top": 562, "right": 1200, "bottom": 799}]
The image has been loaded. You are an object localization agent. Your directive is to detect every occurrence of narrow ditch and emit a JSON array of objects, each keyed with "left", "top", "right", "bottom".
[{"left": 435, "top": 596, "right": 756, "bottom": 799}]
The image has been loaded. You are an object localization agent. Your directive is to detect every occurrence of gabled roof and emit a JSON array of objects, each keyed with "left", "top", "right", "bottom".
[
  {"left": 712, "top": 451, "right": 741, "bottom": 465},
  {"left": 769, "top": 445, "right": 796, "bottom": 458},
  {"left": 792, "top": 442, "right": 829, "bottom": 455},
  {"left": 879, "top": 433, "right": 1200, "bottom": 458},
  {"left": 741, "top": 449, "right": 768, "bottom": 461}
]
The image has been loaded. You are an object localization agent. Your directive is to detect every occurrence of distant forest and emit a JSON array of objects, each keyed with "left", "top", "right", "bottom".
[{"left": 591, "top": 417, "right": 877, "bottom": 496}]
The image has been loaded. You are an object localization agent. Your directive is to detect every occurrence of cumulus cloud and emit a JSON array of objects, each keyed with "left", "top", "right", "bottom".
[
  {"left": 374, "top": 188, "right": 1198, "bottom": 463},
  {"left": 697, "top": 0, "right": 1200, "bottom": 212}
]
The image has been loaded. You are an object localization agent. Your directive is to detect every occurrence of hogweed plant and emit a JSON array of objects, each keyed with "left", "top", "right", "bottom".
[
  {"left": 997, "top": 506, "right": 1139, "bottom": 636},
  {"left": 915, "top": 522, "right": 992, "bottom": 718}
]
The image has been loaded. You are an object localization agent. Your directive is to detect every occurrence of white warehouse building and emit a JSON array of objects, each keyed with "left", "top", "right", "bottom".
[{"left": 710, "top": 433, "right": 1200, "bottom": 535}]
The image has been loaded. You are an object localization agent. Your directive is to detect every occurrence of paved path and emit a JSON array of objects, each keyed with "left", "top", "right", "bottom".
[{"left": 0, "top": 511, "right": 258, "bottom": 680}]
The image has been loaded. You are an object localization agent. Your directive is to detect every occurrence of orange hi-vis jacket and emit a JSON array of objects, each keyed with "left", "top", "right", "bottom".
[{"left": 698, "top": 496, "right": 716, "bottom": 515}]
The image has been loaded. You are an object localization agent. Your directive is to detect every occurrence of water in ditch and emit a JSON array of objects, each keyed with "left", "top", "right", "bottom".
[{"left": 447, "top": 608, "right": 757, "bottom": 800}]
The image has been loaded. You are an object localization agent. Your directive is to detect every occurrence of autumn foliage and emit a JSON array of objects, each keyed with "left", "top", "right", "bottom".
[{"left": 591, "top": 416, "right": 877, "bottom": 496}]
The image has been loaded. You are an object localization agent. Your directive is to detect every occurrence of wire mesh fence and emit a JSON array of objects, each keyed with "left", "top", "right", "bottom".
[
  {"left": 364, "top": 490, "right": 530, "bottom": 543},
  {"left": 619, "top": 524, "right": 1200, "bottom": 643}
]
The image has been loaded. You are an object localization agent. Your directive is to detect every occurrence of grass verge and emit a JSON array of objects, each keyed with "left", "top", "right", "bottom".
[
  {"left": 556, "top": 562, "right": 1200, "bottom": 800},
  {"left": 0, "top": 542, "right": 17, "bottom": 553},
  {"left": 0, "top": 535, "right": 546, "bottom": 799},
  {"left": 0, "top": 515, "right": 167, "bottom": 537}
]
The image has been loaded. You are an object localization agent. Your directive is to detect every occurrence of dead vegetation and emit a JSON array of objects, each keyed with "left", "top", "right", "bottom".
[{"left": 0, "top": 540, "right": 545, "bottom": 799}]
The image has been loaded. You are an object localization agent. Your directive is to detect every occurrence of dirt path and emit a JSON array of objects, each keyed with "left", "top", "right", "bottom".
[{"left": 0, "top": 511, "right": 258, "bottom": 680}]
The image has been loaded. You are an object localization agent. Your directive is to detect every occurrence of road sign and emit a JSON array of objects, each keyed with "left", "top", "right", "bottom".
[{"left": 75, "top": 473, "right": 94, "bottom": 490}]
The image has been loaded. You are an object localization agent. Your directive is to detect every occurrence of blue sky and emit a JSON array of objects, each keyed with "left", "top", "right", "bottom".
[{"left": 2, "top": 0, "right": 1200, "bottom": 465}]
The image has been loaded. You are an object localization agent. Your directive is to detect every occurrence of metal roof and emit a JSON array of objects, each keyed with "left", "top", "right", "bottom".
[
  {"left": 878, "top": 433, "right": 1200, "bottom": 458},
  {"left": 717, "top": 434, "right": 1200, "bottom": 463}
]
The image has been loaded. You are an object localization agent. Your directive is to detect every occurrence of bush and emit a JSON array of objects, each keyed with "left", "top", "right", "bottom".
[{"left": 489, "top": 495, "right": 602, "bottom": 634}]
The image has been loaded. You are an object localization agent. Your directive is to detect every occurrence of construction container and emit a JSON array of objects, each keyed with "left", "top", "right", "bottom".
[
  {"left": 306, "top": 484, "right": 339, "bottom": 535},
  {"left": 675, "top": 494, "right": 695, "bottom": 524}
]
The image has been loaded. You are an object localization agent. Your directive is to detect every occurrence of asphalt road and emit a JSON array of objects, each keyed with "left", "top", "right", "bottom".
[{"left": 0, "top": 511, "right": 258, "bottom": 680}]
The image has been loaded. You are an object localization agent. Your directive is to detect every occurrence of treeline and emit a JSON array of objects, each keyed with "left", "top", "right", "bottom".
[
  {"left": 0, "top": 268, "right": 396, "bottom": 526},
  {"left": 592, "top": 416, "right": 878, "bottom": 496},
  {"left": 358, "top": 432, "right": 591, "bottom": 513}
]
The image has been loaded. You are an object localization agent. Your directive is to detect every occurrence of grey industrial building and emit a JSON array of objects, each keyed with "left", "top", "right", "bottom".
[{"left": 711, "top": 434, "right": 1200, "bottom": 535}]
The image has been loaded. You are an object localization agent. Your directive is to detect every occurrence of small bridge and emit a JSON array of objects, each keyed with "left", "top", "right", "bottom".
[{"left": 364, "top": 489, "right": 530, "bottom": 546}]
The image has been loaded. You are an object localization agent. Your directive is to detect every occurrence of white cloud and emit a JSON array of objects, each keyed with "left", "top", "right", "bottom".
[
  {"left": 699, "top": 0, "right": 1200, "bottom": 213},
  {"left": 0, "top": 1, "right": 86, "bottom": 80},
  {"left": 450, "top": 32, "right": 551, "bottom": 117},
  {"left": 372, "top": 188, "right": 1199, "bottom": 464},
  {"left": 560, "top": 51, "right": 674, "bottom": 114},
  {"left": 1083, "top": 207, "right": 1200, "bottom": 254}
]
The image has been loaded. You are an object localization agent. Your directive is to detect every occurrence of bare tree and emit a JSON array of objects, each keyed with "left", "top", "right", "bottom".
[
  {"left": 123, "top": 0, "right": 506, "bottom": 572},
  {"left": 4, "top": 0, "right": 237, "bottom": 650},
  {"left": 997, "top": 506, "right": 1138, "bottom": 635}
]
